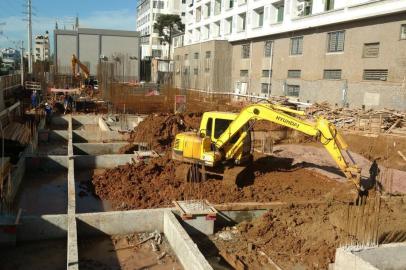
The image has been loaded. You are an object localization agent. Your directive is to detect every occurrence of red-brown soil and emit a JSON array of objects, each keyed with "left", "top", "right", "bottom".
[
  {"left": 211, "top": 196, "right": 406, "bottom": 270},
  {"left": 92, "top": 152, "right": 354, "bottom": 210},
  {"left": 123, "top": 113, "right": 202, "bottom": 153}
]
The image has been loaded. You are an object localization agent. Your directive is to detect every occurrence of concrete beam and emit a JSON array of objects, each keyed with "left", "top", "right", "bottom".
[{"left": 76, "top": 209, "right": 165, "bottom": 236}]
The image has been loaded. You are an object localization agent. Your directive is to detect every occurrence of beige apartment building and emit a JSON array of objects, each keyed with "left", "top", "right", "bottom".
[{"left": 174, "top": 12, "right": 406, "bottom": 109}]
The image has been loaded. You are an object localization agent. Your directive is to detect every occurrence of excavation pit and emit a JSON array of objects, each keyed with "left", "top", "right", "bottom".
[
  {"left": 78, "top": 233, "right": 184, "bottom": 270},
  {"left": 13, "top": 169, "right": 68, "bottom": 215},
  {"left": 0, "top": 238, "right": 67, "bottom": 270}
]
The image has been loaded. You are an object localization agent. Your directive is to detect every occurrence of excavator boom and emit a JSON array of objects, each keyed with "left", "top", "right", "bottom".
[{"left": 71, "top": 54, "right": 90, "bottom": 79}]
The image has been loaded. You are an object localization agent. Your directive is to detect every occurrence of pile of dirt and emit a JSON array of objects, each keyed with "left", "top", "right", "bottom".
[
  {"left": 123, "top": 113, "right": 202, "bottom": 153},
  {"left": 211, "top": 196, "right": 406, "bottom": 270},
  {"left": 92, "top": 153, "right": 354, "bottom": 210}
]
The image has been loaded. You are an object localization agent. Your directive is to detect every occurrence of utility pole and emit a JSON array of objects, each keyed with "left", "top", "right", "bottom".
[
  {"left": 27, "top": 0, "right": 33, "bottom": 74},
  {"left": 20, "top": 41, "right": 24, "bottom": 86}
]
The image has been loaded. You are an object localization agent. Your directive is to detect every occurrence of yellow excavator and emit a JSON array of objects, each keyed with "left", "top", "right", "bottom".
[
  {"left": 172, "top": 102, "right": 361, "bottom": 189},
  {"left": 71, "top": 54, "right": 90, "bottom": 89}
]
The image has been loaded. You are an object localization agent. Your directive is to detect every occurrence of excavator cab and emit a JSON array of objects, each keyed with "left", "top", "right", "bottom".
[
  {"left": 173, "top": 111, "right": 252, "bottom": 167},
  {"left": 172, "top": 111, "right": 253, "bottom": 185}
]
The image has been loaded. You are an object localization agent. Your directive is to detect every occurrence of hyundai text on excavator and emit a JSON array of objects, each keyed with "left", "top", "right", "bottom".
[{"left": 172, "top": 103, "right": 362, "bottom": 190}]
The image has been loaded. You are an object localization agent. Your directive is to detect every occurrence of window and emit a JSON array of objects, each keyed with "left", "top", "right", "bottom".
[
  {"left": 196, "top": 6, "right": 201, "bottom": 22},
  {"left": 277, "top": 5, "right": 284, "bottom": 22},
  {"left": 153, "top": 1, "right": 164, "bottom": 8},
  {"left": 264, "top": 41, "right": 273, "bottom": 57},
  {"left": 181, "top": 12, "right": 186, "bottom": 16},
  {"left": 206, "top": 118, "right": 213, "bottom": 137},
  {"left": 194, "top": 68, "right": 199, "bottom": 75},
  {"left": 182, "top": 0, "right": 186, "bottom": 3},
  {"left": 214, "top": 119, "right": 232, "bottom": 139},
  {"left": 229, "top": 0, "right": 234, "bottom": 8},
  {"left": 288, "top": 70, "right": 301, "bottom": 78},
  {"left": 327, "top": 31, "right": 345, "bottom": 52},
  {"left": 175, "top": 55, "right": 180, "bottom": 60},
  {"left": 290, "top": 36, "right": 303, "bottom": 55},
  {"left": 323, "top": 69, "right": 342, "bottom": 80},
  {"left": 286, "top": 85, "right": 300, "bottom": 97},
  {"left": 254, "top": 8, "right": 264, "bottom": 27},
  {"left": 214, "top": 0, "right": 222, "bottom": 15},
  {"left": 363, "top": 43, "right": 379, "bottom": 58},
  {"left": 206, "top": 51, "right": 211, "bottom": 58},
  {"left": 152, "top": 49, "right": 162, "bottom": 58},
  {"left": 205, "top": 66, "right": 210, "bottom": 72},
  {"left": 205, "top": 2, "right": 211, "bottom": 18},
  {"left": 237, "top": 13, "right": 246, "bottom": 32},
  {"left": 262, "top": 70, "right": 271, "bottom": 77},
  {"left": 225, "top": 17, "right": 233, "bottom": 34},
  {"left": 261, "top": 83, "right": 270, "bottom": 94},
  {"left": 240, "top": 69, "right": 248, "bottom": 77},
  {"left": 241, "top": 44, "right": 250, "bottom": 58},
  {"left": 363, "top": 69, "right": 388, "bottom": 81},
  {"left": 325, "top": 0, "right": 334, "bottom": 11},
  {"left": 194, "top": 52, "right": 199, "bottom": 59},
  {"left": 401, "top": 24, "right": 406, "bottom": 40}
]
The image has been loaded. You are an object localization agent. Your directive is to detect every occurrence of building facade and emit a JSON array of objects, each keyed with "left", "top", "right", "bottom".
[
  {"left": 173, "top": 0, "right": 406, "bottom": 110},
  {"left": 54, "top": 28, "right": 140, "bottom": 79},
  {"left": 136, "top": 0, "right": 187, "bottom": 60},
  {"left": 34, "top": 31, "right": 50, "bottom": 62}
]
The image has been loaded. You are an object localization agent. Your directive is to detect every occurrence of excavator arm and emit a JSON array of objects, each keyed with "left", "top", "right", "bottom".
[
  {"left": 71, "top": 54, "right": 90, "bottom": 79},
  {"left": 214, "top": 103, "right": 361, "bottom": 188}
]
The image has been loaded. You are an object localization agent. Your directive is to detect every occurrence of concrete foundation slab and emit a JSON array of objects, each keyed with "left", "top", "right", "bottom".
[{"left": 333, "top": 243, "right": 406, "bottom": 270}]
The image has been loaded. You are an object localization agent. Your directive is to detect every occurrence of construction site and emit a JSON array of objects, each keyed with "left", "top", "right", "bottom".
[
  {"left": 1, "top": 67, "right": 406, "bottom": 270},
  {"left": 1, "top": 1, "right": 406, "bottom": 269}
]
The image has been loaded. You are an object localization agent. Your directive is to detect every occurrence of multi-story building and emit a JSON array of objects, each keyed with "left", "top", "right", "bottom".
[
  {"left": 174, "top": 0, "right": 406, "bottom": 110},
  {"left": 136, "top": 0, "right": 187, "bottom": 60},
  {"left": 34, "top": 31, "right": 50, "bottom": 62}
]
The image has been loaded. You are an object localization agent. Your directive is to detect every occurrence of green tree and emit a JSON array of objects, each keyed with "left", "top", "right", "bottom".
[{"left": 153, "top": 14, "right": 184, "bottom": 59}]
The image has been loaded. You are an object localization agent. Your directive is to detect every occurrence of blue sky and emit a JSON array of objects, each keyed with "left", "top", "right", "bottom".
[{"left": 0, "top": 0, "right": 138, "bottom": 50}]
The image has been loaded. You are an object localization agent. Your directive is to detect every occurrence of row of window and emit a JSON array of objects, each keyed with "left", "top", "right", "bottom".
[
  {"left": 192, "top": 0, "right": 331, "bottom": 25},
  {"left": 175, "top": 50, "right": 213, "bottom": 60},
  {"left": 239, "top": 69, "right": 389, "bottom": 81},
  {"left": 238, "top": 25, "right": 406, "bottom": 59}
]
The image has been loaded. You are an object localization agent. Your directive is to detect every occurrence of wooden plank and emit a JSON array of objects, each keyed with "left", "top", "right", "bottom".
[
  {"left": 386, "top": 119, "right": 401, "bottom": 133},
  {"left": 219, "top": 251, "right": 247, "bottom": 270}
]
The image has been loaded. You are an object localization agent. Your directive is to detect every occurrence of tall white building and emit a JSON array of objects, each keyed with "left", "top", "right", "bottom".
[
  {"left": 34, "top": 31, "right": 50, "bottom": 62},
  {"left": 184, "top": 0, "right": 406, "bottom": 45},
  {"left": 136, "top": 0, "right": 187, "bottom": 59}
]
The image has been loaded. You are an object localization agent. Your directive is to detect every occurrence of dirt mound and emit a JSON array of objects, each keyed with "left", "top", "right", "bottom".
[
  {"left": 127, "top": 113, "right": 202, "bottom": 152},
  {"left": 92, "top": 153, "right": 354, "bottom": 210},
  {"left": 212, "top": 196, "right": 406, "bottom": 270}
]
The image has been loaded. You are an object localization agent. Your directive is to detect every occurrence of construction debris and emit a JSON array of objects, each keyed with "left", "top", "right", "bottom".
[{"left": 306, "top": 102, "right": 406, "bottom": 134}]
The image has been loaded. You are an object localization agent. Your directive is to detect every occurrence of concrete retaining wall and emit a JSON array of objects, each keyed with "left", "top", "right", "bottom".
[
  {"left": 76, "top": 209, "right": 165, "bottom": 236},
  {"left": 74, "top": 154, "right": 134, "bottom": 169},
  {"left": 164, "top": 211, "right": 213, "bottom": 270},
  {"left": 17, "top": 215, "right": 68, "bottom": 241},
  {"left": 26, "top": 156, "right": 68, "bottom": 170},
  {"left": 73, "top": 130, "right": 129, "bottom": 143},
  {"left": 73, "top": 143, "right": 128, "bottom": 155}
]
